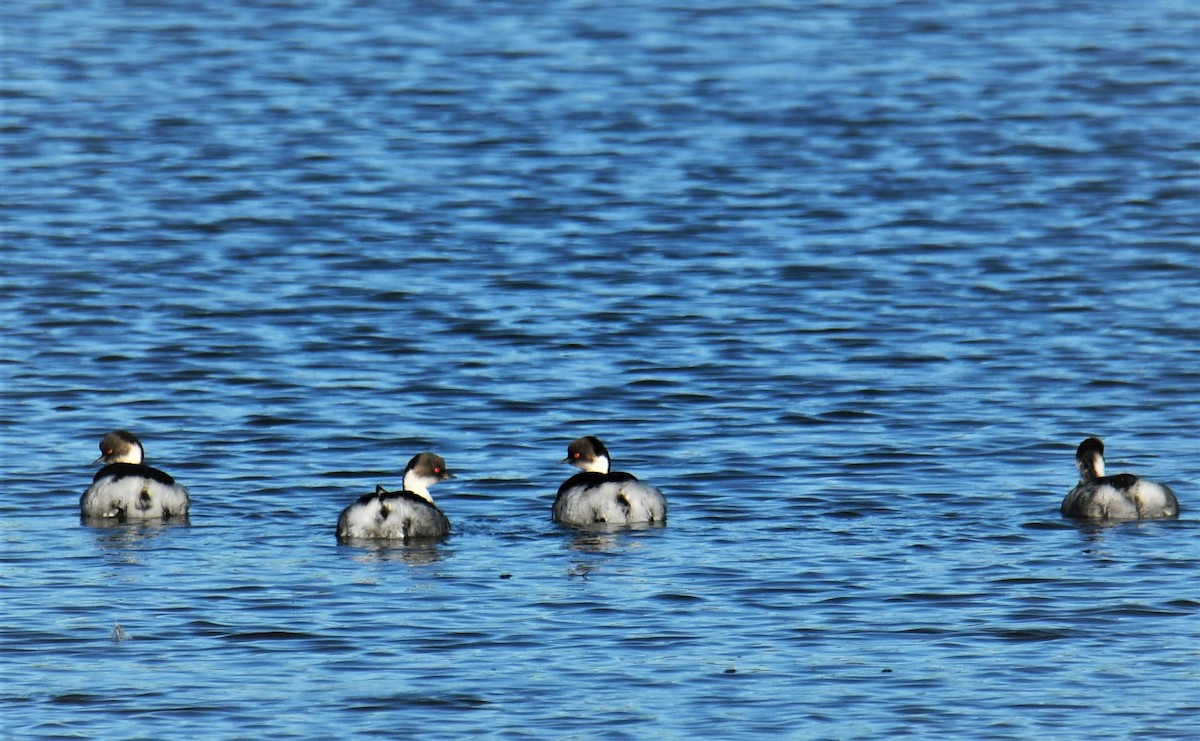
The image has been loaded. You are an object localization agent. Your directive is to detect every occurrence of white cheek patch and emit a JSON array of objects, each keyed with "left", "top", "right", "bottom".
[
  {"left": 400, "top": 473, "right": 438, "bottom": 503},
  {"left": 108, "top": 442, "right": 145, "bottom": 464},
  {"left": 583, "top": 454, "right": 610, "bottom": 474}
]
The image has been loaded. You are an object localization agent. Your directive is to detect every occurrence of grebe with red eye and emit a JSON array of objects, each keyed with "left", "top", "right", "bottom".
[
  {"left": 1060, "top": 437, "right": 1179, "bottom": 520},
  {"left": 336, "top": 452, "right": 455, "bottom": 541},
  {"left": 553, "top": 436, "right": 667, "bottom": 527},
  {"left": 81, "top": 430, "right": 190, "bottom": 520}
]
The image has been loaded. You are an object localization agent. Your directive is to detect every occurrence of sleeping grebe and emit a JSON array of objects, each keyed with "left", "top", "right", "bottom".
[
  {"left": 336, "top": 452, "right": 454, "bottom": 541},
  {"left": 81, "top": 430, "right": 190, "bottom": 520},
  {"left": 553, "top": 436, "right": 667, "bottom": 527},
  {"left": 1060, "top": 437, "right": 1179, "bottom": 521}
]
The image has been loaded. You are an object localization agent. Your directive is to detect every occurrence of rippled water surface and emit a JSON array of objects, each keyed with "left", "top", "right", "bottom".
[{"left": 4, "top": 1, "right": 1200, "bottom": 738}]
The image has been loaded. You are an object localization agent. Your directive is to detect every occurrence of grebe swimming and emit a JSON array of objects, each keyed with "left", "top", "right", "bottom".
[
  {"left": 1060, "top": 437, "right": 1179, "bottom": 521},
  {"left": 336, "top": 452, "right": 454, "bottom": 541},
  {"left": 81, "top": 430, "right": 190, "bottom": 520},
  {"left": 553, "top": 436, "right": 667, "bottom": 527}
]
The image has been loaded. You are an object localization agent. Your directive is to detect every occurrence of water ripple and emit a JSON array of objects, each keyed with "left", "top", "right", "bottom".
[{"left": 4, "top": 0, "right": 1200, "bottom": 738}]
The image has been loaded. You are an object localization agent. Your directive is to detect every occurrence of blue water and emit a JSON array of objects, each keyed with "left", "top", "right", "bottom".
[{"left": 3, "top": 1, "right": 1200, "bottom": 738}]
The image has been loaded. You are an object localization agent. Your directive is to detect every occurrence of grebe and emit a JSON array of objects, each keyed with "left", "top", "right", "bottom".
[
  {"left": 81, "top": 430, "right": 190, "bottom": 520},
  {"left": 1060, "top": 437, "right": 1179, "bottom": 520},
  {"left": 336, "top": 452, "right": 454, "bottom": 541},
  {"left": 553, "top": 436, "right": 667, "bottom": 527}
]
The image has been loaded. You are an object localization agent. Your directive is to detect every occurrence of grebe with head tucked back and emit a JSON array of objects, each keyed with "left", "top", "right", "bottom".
[
  {"left": 81, "top": 430, "right": 191, "bottom": 520},
  {"left": 553, "top": 436, "right": 667, "bottom": 527},
  {"left": 1060, "top": 437, "right": 1179, "bottom": 521},
  {"left": 336, "top": 452, "right": 454, "bottom": 541}
]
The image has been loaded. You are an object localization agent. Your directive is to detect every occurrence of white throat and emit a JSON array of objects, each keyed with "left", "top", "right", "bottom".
[
  {"left": 1077, "top": 451, "right": 1105, "bottom": 481},
  {"left": 579, "top": 454, "right": 610, "bottom": 474},
  {"left": 402, "top": 472, "right": 437, "bottom": 504},
  {"left": 112, "top": 442, "right": 145, "bottom": 465}
]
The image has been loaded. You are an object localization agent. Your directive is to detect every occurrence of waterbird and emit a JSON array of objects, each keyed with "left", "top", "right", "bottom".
[
  {"left": 553, "top": 436, "right": 667, "bottom": 527},
  {"left": 1060, "top": 437, "right": 1178, "bottom": 520},
  {"left": 81, "top": 430, "right": 190, "bottom": 520},
  {"left": 336, "top": 452, "right": 454, "bottom": 540}
]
